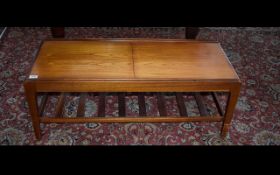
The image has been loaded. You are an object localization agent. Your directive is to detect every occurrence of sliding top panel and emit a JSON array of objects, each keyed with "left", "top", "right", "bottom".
[
  {"left": 30, "top": 41, "right": 134, "bottom": 80},
  {"left": 132, "top": 42, "right": 239, "bottom": 81}
]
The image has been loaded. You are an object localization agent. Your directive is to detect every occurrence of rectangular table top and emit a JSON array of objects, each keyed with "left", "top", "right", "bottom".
[{"left": 29, "top": 39, "right": 240, "bottom": 82}]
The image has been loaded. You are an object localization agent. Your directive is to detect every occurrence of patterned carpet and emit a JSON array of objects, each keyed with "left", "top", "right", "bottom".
[{"left": 0, "top": 27, "right": 279, "bottom": 145}]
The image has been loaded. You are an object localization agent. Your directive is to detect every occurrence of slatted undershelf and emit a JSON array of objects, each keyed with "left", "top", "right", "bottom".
[{"left": 37, "top": 92, "right": 228, "bottom": 123}]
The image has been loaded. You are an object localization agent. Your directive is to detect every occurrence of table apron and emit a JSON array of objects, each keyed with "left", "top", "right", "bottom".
[{"left": 31, "top": 80, "right": 240, "bottom": 92}]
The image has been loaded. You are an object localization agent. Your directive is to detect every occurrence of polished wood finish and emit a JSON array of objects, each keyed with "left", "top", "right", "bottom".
[
  {"left": 157, "top": 93, "right": 167, "bottom": 116},
  {"left": 24, "top": 81, "right": 41, "bottom": 139},
  {"left": 31, "top": 40, "right": 239, "bottom": 81},
  {"left": 194, "top": 93, "right": 208, "bottom": 116},
  {"left": 77, "top": 93, "right": 86, "bottom": 117},
  {"left": 55, "top": 93, "right": 66, "bottom": 117},
  {"left": 221, "top": 87, "right": 240, "bottom": 137},
  {"left": 41, "top": 116, "right": 223, "bottom": 123},
  {"left": 132, "top": 42, "right": 239, "bottom": 80},
  {"left": 39, "top": 94, "right": 48, "bottom": 116},
  {"left": 32, "top": 41, "right": 134, "bottom": 80},
  {"left": 24, "top": 39, "right": 241, "bottom": 139},
  {"left": 176, "top": 93, "right": 188, "bottom": 116},
  {"left": 211, "top": 92, "right": 224, "bottom": 116},
  {"left": 34, "top": 80, "right": 238, "bottom": 92}
]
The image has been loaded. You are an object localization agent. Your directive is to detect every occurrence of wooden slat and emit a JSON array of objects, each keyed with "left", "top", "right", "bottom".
[
  {"left": 77, "top": 93, "right": 86, "bottom": 117},
  {"left": 138, "top": 93, "right": 146, "bottom": 116},
  {"left": 55, "top": 92, "right": 66, "bottom": 117},
  {"left": 98, "top": 93, "right": 105, "bottom": 117},
  {"left": 41, "top": 116, "right": 223, "bottom": 123},
  {"left": 194, "top": 92, "right": 208, "bottom": 116},
  {"left": 157, "top": 93, "right": 167, "bottom": 116},
  {"left": 118, "top": 93, "right": 126, "bottom": 117},
  {"left": 176, "top": 93, "right": 188, "bottom": 117},
  {"left": 211, "top": 92, "right": 224, "bottom": 116},
  {"left": 38, "top": 93, "right": 48, "bottom": 116}
]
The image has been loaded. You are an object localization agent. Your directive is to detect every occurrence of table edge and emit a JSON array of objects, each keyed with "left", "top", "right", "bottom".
[{"left": 42, "top": 38, "right": 220, "bottom": 43}]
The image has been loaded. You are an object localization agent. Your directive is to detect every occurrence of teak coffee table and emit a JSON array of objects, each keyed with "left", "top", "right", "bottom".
[{"left": 24, "top": 39, "right": 241, "bottom": 140}]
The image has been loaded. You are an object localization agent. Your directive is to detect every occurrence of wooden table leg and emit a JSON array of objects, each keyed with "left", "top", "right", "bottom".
[
  {"left": 24, "top": 81, "right": 41, "bottom": 140},
  {"left": 51, "top": 27, "right": 65, "bottom": 38},
  {"left": 185, "top": 27, "right": 200, "bottom": 39},
  {"left": 221, "top": 85, "right": 241, "bottom": 138},
  {"left": 157, "top": 93, "right": 167, "bottom": 116}
]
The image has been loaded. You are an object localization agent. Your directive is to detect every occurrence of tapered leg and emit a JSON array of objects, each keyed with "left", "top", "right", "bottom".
[
  {"left": 221, "top": 85, "right": 241, "bottom": 138},
  {"left": 24, "top": 81, "right": 41, "bottom": 140}
]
